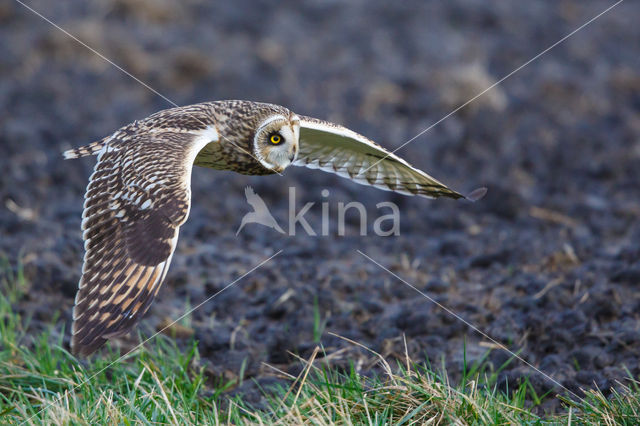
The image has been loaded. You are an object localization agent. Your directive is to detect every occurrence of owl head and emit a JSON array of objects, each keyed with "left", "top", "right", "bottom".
[{"left": 252, "top": 111, "right": 300, "bottom": 173}]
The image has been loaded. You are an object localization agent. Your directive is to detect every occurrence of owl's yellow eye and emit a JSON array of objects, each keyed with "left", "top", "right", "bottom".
[{"left": 269, "top": 133, "right": 282, "bottom": 145}]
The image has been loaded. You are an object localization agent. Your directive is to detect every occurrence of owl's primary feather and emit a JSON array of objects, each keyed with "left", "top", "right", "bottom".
[{"left": 66, "top": 100, "right": 482, "bottom": 356}]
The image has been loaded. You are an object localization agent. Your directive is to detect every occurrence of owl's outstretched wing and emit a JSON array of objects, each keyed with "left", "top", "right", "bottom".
[
  {"left": 293, "top": 116, "right": 485, "bottom": 200},
  {"left": 67, "top": 128, "right": 215, "bottom": 356}
]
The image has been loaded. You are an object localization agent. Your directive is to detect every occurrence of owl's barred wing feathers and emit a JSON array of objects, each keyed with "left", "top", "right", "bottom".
[
  {"left": 68, "top": 127, "right": 215, "bottom": 356},
  {"left": 294, "top": 116, "right": 484, "bottom": 200}
]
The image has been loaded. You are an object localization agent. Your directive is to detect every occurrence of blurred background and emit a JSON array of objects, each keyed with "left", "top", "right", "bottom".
[{"left": 1, "top": 0, "right": 638, "bottom": 413}]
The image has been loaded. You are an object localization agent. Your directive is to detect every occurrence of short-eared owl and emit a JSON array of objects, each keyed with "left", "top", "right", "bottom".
[{"left": 65, "top": 100, "right": 485, "bottom": 356}]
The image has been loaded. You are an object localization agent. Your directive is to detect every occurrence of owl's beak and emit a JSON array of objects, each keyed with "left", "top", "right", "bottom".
[{"left": 288, "top": 143, "right": 298, "bottom": 163}]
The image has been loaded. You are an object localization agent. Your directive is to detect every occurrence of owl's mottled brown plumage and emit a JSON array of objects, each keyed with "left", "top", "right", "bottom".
[{"left": 66, "top": 100, "right": 482, "bottom": 356}]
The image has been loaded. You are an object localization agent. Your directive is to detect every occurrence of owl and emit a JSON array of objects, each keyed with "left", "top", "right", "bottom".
[{"left": 64, "top": 100, "right": 485, "bottom": 356}]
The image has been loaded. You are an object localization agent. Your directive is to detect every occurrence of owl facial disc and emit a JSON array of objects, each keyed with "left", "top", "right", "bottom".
[{"left": 253, "top": 114, "right": 300, "bottom": 173}]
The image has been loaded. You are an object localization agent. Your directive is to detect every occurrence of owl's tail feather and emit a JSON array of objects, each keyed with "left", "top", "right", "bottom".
[{"left": 63, "top": 139, "right": 108, "bottom": 159}]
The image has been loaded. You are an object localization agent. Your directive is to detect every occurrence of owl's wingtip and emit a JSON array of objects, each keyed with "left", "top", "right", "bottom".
[
  {"left": 465, "top": 187, "right": 487, "bottom": 202},
  {"left": 70, "top": 331, "right": 108, "bottom": 357}
]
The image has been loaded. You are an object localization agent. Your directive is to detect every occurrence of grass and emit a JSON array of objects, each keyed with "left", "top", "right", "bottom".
[{"left": 1, "top": 266, "right": 639, "bottom": 424}]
